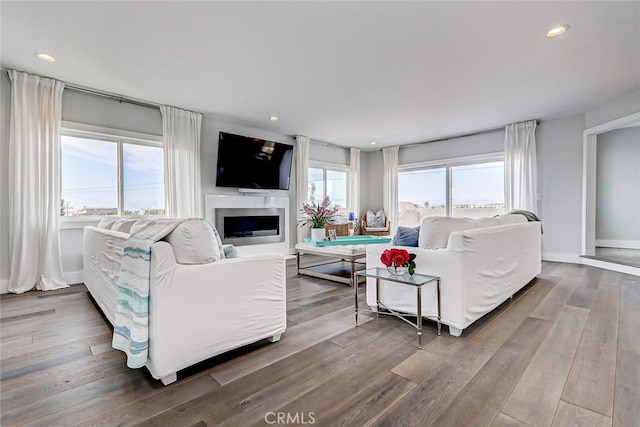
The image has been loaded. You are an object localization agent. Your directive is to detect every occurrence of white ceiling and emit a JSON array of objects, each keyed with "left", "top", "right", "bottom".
[{"left": 1, "top": 1, "right": 639, "bottom": 149}]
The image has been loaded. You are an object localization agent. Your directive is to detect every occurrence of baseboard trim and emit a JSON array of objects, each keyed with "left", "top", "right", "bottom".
[
  {"left": 595, "top": 240, "right": 640, "bottom": 250},
  {"left": 542, "top": 252, "right": 583, "bottom": 264},
  {"left": 64, "top": 270, "right": 84, "bottom": 285},
  {"left": 581, "top": 258, "right": 640, "bottom": 276}
]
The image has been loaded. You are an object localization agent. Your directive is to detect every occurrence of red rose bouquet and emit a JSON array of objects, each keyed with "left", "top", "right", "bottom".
[{"left": 380, "top": 248, "right": 417, "bottom": 275}]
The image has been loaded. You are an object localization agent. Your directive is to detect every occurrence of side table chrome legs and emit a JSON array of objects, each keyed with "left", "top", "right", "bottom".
[
  {"left": 354, "top": 268, "right": 442, "bottom": 349},
  {"left": 417, "top": 286, "right": 422, "bottom": 348}
]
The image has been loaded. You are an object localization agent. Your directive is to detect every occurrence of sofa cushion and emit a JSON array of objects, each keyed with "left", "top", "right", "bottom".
[
  {"left": 164, "top": 220, "right": 222, "bottom": 264},
  {"left": 111, "top": 219, "right": 140, "bottom": 234},
  {"left": 98, "top": 217, "right": 120, "bottom": 230},
  {"left": 418, "top": 217, "right": 477, "bottom": 249},
  {"left": 393, "top": 226, "right": 420, "bottom": 247}
]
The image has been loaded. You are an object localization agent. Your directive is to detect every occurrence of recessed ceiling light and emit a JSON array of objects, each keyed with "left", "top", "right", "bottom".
[
  {"left": 546, "top": 25, "right": 569, "bottom": 38},
  {"left": 34, "top": 52, "right": 56, "bottom": 62},
  {"left": 269, "top": 116, "right": 278, "bottom": 121},
  {"left": 370, "top": 141, "right": 377, "bottom": 145}
]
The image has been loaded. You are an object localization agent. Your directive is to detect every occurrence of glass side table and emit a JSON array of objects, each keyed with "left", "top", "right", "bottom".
[{"left": 354, "top": 267, "right": 441, "bottom": 349}]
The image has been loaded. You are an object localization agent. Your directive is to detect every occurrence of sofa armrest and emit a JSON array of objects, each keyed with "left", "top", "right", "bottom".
[
  {"left": 146, "top": 242, "right": 287, "bottom": 378},
  {"left": 447, "top": 222, "right": 541, "bottom": 327}
]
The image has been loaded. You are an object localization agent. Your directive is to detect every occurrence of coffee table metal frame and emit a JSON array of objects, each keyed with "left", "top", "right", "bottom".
[
  {"left": 295, "top": 243, "right": 367, "bottom": 287},
  {"left": 354, "top": 267, "right": 441, "bottom": 348}
]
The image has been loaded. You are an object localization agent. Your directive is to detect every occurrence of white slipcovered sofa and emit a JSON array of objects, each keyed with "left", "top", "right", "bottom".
[
  {"left": 366, "top": 214, "right": 541, "bottom": 336},
  {"left": 83, "top": 218, "right": 286, "bottom": 385}
]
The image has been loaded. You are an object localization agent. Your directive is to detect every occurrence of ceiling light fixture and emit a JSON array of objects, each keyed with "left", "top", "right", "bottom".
[
  {"left": 269, "top": 116, "right": 278, "bottom": 121},
  {"left": 546, "top": 25, "right": 569, "bottom": 38},
  {"left": 370, "top": 141, "right": 377, "bottom": 145},
  {"left": 34, "top": 52, "right": 56, "bottom": 62}
]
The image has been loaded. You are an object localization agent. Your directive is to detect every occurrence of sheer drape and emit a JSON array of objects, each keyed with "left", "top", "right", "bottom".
[
  {"left": 295, "top": 135, "right": 310, "bottom": 243},
  {"left": 349, "top": 147, "right": 360, "bottom": 219},
  {"left": 160, "top": 106, "right": 203, "bottom": 218},
  {"left": 8, "top": 70, "right": 67, "bottom": 293},
  {"left": 383, "top": 146, "right": 399, "bottom": 233},
  {"left": 504, "top": 120, "right": 538, "bottom": 213}
]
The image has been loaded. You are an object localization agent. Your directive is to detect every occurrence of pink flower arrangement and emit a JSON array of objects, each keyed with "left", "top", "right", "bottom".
[
  {"left": 299, "top": 196, "right": 339, "bottom": 228},
  {"left": 380, "top": 248, "right": 417, "bottom": 275}
]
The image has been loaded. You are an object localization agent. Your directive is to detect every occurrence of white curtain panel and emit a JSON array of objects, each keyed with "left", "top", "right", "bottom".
[
  {"left": 504, "top": 120, "right": 538, "bottom": 213},
  {"left": 383, "top": 146, "right": 399, "bottom": 233},
  {"left": 8, "top": 70, "right": 67, "bottom": 293},
  {"left": 160, "top": 105, "right": 203, "bottom": 218},
  {"left": 349, "top": 147, "right": 360, "bottom": 220},
  {"left": 295, "top": 135, "right": 310, "bottom": 243}
]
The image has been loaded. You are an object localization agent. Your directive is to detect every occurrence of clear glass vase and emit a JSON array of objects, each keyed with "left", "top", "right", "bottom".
[{"left": 387, "top": 265, "right": 407, "bottom": 276}]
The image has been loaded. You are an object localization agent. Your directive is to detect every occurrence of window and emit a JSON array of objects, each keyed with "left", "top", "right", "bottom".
[
  {"left": 397, "top": 156, "right": 504, "bottom": 227},
  {"left": 61, "top": 129, "right": 164, "bottom": 217},
  {"left": 122, "top": 144, "right": 164, "bottom": 215},
  {"left": 398, "top": 167, "right": 446, "bottom": 226},
  {"left": 451, "top": 161, "right": 504, "bottom": 218},
  {"left": 307, "top": 165, "right": 349, "bottom": 215}
]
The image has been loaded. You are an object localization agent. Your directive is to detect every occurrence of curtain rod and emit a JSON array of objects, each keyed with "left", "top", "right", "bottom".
[
  {"left": 2, "top": 67, "right": 162, "bottom": 110},
  {"left": 293, "top": 135, "right": 344, "bottom": 149},
  {"left": 64, "top": 83, "right": 161, "bottom": 110},
  {"left": 400, "top": 120, "right": 541, "bottom": 148}
]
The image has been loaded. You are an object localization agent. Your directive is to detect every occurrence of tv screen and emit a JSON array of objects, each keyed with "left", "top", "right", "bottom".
[{"left": 216, "top": 132, "right": 293, "bottom": 190}]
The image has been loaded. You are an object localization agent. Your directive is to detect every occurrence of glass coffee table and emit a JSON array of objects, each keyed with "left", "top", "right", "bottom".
[{"left": 354, "top": 267, "right": 441, "bottom": 348}]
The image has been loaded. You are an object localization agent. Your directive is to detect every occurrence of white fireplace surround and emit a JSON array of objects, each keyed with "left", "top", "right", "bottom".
[{"left": 205, "top": 195, "right": 289, "bottom": 256}]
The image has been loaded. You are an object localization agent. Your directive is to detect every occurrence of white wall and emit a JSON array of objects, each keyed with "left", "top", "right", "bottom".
[
  {"left": 0, "top": 72, "right": 11, "bottom": 292},
  {"left": 309, "top": 141, "right": 350, "bottom": 166},
  {"left": 361, "top": 150, "right": 384, "bottom": 213},
  {"left": 536, "top": 114, "right": 585, "bottom": 262},
  {"left": 596, "top": 126, "right": 640, "bottom": 246},
  {"left": 585, "top": 89, "right": 640, "bottom": 129},
  {"left": 358, "top": 150, "right": 378, "bottom": 216},
  {"left": 62, "top": 90, "right": 162, "bottom": 135},
  {"left": 398, "top": 130, "right": 504, "bottom": 165}
]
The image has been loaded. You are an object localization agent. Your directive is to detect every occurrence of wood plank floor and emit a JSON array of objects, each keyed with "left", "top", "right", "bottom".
[{"left": 1, "top": 260, "right": 638, "bottom": 426}]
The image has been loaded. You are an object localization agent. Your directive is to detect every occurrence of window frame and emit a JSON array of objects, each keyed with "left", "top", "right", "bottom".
[
  {"left": 397, "top": 152, "right": 504, "bottom": 219},
  {"left": 308, "top": 160, "right": 351, "bottom": 216},
  {"left": 60, "top": 121, "right": 164, "bottom": 227}
]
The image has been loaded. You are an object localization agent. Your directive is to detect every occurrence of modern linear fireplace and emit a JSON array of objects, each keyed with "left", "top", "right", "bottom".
[{"left": 215, "top": 208, "right": 286, "bottom": 246}]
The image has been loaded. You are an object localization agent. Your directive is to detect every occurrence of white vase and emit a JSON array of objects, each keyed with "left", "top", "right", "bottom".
[{"left": 311, "top": 228, "right": 326, "bottom": 242}]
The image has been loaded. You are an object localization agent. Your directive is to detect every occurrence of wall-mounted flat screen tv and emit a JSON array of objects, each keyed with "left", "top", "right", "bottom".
[{"left": 216, "top": 132, "right": 293, "bottom": 190}]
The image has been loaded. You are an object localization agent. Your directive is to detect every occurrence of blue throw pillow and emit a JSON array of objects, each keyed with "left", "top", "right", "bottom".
[
  {"left": 222, "top": 244, "right": 239, "bottom": 259},
  {"left": 393, "top": 226, "right": 420, "bottom": 247}
]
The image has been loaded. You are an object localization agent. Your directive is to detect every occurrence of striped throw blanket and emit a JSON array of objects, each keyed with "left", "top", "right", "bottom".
[{"left": 112, "top": 218, "right": 190, "bottom": 368}]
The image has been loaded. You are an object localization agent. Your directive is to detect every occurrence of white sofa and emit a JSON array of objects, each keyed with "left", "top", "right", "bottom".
[
  {"left": 83, "top": 218, "right": 287, "bottom": 385},
  {"left": 366, "top": 215, "right": 541, "bottom": 336}
]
